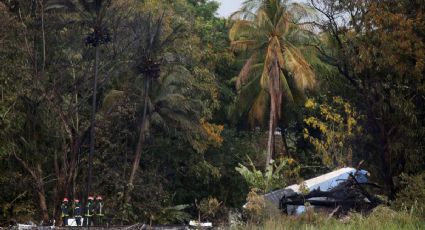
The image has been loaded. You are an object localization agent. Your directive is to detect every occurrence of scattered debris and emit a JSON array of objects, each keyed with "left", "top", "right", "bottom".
[
  {"left": 188, "top": 220, "right": 212, "bottom": 229},
  {"left": 17, "top": 223, "right": 36, "bottom": 230}
]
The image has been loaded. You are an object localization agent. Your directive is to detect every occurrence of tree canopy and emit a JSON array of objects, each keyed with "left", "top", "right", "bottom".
[{"left": 0, "top": 0, "right": 424, "bottom": 226}]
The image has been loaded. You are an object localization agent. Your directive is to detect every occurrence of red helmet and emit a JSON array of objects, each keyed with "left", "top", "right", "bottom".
[
  {"left": 74, "top": 199, "right": 80, "bottom": 203},
  {"left": 96, "top": 196, "right": 103, "bottom": 200},
  {"left": 63, "top": 198, "right": 69, "bottom": 202},
  {"left": 88, "top": 196, "right": 94, "bottom": 200}
]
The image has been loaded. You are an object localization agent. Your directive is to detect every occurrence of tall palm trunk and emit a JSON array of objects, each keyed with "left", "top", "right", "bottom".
[
  {"left": 127, "top": 77, "right": 150, "bottom": 202},
  {"left": 265, "top": 50, "right": 282, "bottom": 167},
  {"left": 87, "top": 45, "right": 100, "bottom": 199},
  {"left": 266, "top": 106, "right": 276, "bottom": 166}
]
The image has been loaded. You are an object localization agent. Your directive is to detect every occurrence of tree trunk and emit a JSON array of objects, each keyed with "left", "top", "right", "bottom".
[
  {"left": 37, "top": 186, "right": 49, "bottom": 224},
  {"left": 266, "top": 107, "right": 275, "bottom": 167},
  {"left": 279, "top": 126, "right": 290, "bottom": 158},
  {"left": 13, "top": 153, "right": 50, "bottom": 224},
  {"left": 266, "top": 50, "right": 282, "bottom": 167},
  {"left": 87, "top": 45, "right": 100, "bottom": 200},
  {"left": 36, "top": 164, "right": 49, "bottom": 224},
  {"left": 127, "top": 77, "right": 150, "bottom": 202},
  {"left": 377, "top": 120, "right": 396, "bottom": 199}
]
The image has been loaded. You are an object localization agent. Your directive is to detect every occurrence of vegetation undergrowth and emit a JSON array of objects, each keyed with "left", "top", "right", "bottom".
[{"left": 234, "top": 206, "right": 425, "bottom": 230}]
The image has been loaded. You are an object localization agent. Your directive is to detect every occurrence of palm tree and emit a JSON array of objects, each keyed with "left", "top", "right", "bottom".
[
  {"left": 229, "top": 0, "right": 317, "bottom": 167},
  {"left": 47, "top": 0, "right": 111, "bottom": 202},
  {"left": 125, "top": 11, "right": 192, "bottom": 205}
]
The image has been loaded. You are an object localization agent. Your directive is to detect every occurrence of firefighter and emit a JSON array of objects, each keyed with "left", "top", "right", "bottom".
[
  {"left": 84, "top": 196, "right": 94, "bottom": 226},
  {"left": 73, "top": 199, "right": 82, "bottom": 226},
  {"left": 94, "top": 196, "right": 104, "bottom": 226},
  {"left": 61, "top": 198, "right": 69, "bottom": 226}
]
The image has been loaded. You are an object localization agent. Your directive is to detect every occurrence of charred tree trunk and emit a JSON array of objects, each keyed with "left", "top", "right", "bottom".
[
  {"left": 87, "top": 45, "right": 100, "bottom": 200},
  {"left": 127, "top": 77, "right": 150, "bottom": 202}
]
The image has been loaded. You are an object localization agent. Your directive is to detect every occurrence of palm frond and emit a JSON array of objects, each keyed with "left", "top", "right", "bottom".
[
  {"left": 236, "top": 53, "right": 257, "bottom": 90},
  {"left": 229, "top": 10, "right": 257, "bottom": 21},
  {"left": 286, "top": 2, "right": 318, "bottom": 23},
  {"left": 248, "top": 89, "right": 269, "bottom": 127},
  {"left": 230, "top": 40, "right": 258, "bottom": 52},
  {"left": 279, "top": 70, "right": 294, "bottom": 103},
  {"left": 242, "top": 0, "right": 263, "bottom": 12},
  {"left": 229, "top": 75, "right": 262, "bottom": 123},
  {"left": 283, "top": 44, "right": 316, "bottom": 91},
  {"left": 150, "top": 111, "right": 167, "bottom": 130},
  {"left": 101, "top": 90, "right": 124, "bottom": 112},
  {"left": 229, "top": 20, "right": 256, "bottom": 41},
  {"left": 256, "top": 8, "right": 274, "bottom": 30}
]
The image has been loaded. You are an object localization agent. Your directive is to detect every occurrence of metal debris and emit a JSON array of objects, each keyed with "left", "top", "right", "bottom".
[{"left": 263, "top": 167, "right": 382, "bottom": 216}]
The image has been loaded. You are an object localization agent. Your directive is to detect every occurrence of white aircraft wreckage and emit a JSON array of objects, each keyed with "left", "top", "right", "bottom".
[{"left": 263, "top": 167, "right": 382, "bottom": 216}]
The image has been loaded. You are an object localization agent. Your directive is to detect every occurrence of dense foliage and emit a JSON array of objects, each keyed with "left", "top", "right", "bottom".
[{"left": 0, "top": 0, "right": 424, "bottom": 226}]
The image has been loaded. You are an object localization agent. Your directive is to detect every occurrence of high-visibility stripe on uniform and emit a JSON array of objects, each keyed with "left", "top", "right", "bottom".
[{"left": 85, "top": 204, "right": 93, "bottom": 217}]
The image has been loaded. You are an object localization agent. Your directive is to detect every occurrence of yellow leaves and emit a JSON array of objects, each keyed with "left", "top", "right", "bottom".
[
  {"left": 304, "top": 117, "right": 328, "bottom": 134},
  {"left": 304, "top": 98, "right": 316, "bottom": 109},
  {"left": 201, "top": 119, "right": 224, "bottom": 146},
  {"left": 333, "top": 96, "right": 344, "bottom": 105},
  {"left": 347, "top": 117, "right": 356, "bottom": 135},
  {"left": 287, "top": 158, "right": 295, "bottom": 165},
  {"left": 303, "top": 96, "right": 362, "bottom": 168},
  {"left": 303, "top": 128, "right": 309, "bottom": 139},
  {"left": 192, "top": 120, "right": 224, "bottom": 153}
]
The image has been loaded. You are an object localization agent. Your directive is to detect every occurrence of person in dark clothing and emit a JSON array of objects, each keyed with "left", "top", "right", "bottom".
[
  {"left": 61, "top": 198, "right": 69, "bottom": 226},
  {"left": 73, "top": 199, "right": 82, "bottom": 226},
  {"left": 94, "top": 196, "right": 104, "bottom": 226},
  {"left": 84, "top": 196, "right": 94, "bottom": 226}
]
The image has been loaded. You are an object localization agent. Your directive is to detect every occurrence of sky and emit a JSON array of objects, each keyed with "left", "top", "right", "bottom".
[
  {"left": 216, "top": 0, "right": 244, "bottom": 18},
  {"left": 215, "top": 0, "right": 308, "bottom": 17}
]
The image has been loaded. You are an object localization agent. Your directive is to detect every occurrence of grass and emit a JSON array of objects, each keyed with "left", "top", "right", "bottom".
[{"left": 231, "top": 206, "right": 425, "bottom": 230}]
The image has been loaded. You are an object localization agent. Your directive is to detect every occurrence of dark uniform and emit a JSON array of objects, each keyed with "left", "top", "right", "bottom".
[
  {"left": 61, "top": 198, "right": 69, "bottom": 226},
  {"left": 74, "top": 200, "right": 82, "bottom": 226},
  {"left": 84, "top": 196, "right": 94, "bottom": 226},
  {"left": 94, "top": 196, "right": 104, "bottom": 226}
]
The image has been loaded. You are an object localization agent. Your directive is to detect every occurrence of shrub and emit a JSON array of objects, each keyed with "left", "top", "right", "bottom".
[
  {"left": 244, "top": 188, "right": 281, "bottom": 224},
  {"left": 235, "top": 157, "right": 299, "bottom": 193},
  {"left": 392, "top": 173, "right": 425, "bottom": 219}
]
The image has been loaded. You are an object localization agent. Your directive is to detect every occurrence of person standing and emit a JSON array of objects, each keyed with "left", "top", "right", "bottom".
[
  {"left": 94, "top": 196, "right": 104, "bottom": 226},
  {"left": 84, "top": 196, "right": 94, "bottom": 226},
  {"left": 60, "top": 198, "right": 69, "bottom": 226},
  {"left": 73, "top": 199, "right": 83, "bottom": 226}
]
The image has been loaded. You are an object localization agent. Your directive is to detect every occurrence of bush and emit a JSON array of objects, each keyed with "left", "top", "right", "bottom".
[
  {"left": 243, "top": 188, "right": 281, "bottom": 224},
  {"left": 392, "top": 173, "right": 425, "bottom": 219}
]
